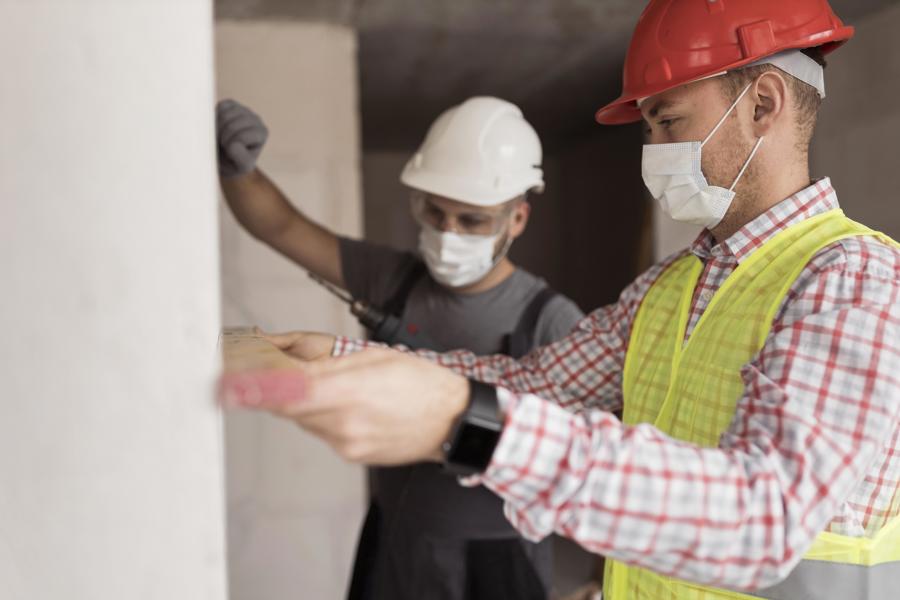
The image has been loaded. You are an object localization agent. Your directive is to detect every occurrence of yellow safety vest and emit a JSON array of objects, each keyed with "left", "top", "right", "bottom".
[{"left": 605, "top": 209, "right": 900, "bottom": 600}]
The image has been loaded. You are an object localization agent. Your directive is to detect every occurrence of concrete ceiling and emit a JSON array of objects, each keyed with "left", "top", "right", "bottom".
[{"left": 216, "top": 0, "right": 896, "bottom": 151}]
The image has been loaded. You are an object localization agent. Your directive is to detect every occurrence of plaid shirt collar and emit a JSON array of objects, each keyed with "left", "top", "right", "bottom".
[{"left": 690, "top": 178, "right": 840, "bottom": 264}]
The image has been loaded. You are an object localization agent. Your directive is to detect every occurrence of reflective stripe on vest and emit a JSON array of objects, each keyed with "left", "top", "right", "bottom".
[{"left": 605, "top": 210, "right": 900, "bottom": 600}]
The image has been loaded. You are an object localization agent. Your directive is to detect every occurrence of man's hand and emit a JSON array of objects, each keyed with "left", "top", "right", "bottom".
[
  {"left": 220, "top": 348, "right": 469, "bottom": 465},
  {"left": 216, "top": 99, "right": 269, "bottom": 178},
  {"left": 257, "top": 328, "right": 337, "bottom": 361}
]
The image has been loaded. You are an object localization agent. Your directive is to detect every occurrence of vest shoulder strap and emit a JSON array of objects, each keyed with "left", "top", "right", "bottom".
[
  {"left": 504, "top": 286, "right": 559, "bottom": 359},
  {"left": 381, "top": 260, "right": 427, "bottom": 317}
]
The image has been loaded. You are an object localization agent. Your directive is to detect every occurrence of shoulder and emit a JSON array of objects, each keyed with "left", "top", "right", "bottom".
[
  {"left": 809, "top": 235, "right": 900, "bottom": 279},
  {"left": 507, "top": 268, "right": 584, "bottom": 345},
  {"left": 534, "top": 293, "right": 585, "bottom": 345},
  {"left": 789, "top": 235, "right": 900, "bottom": 305},
  {"left": 785, "top": 236, "right": 900, "bottom": 313}
]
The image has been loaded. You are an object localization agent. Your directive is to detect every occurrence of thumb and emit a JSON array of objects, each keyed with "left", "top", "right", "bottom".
[
  {"left": 258, "top": 329, "right": 301, "bottom": 350},
  {"left": 218, "top": 369, "right": 309, "bottom": 410},
  {"left": 226, "top": 141, "right": 255, "bottom": 170}
]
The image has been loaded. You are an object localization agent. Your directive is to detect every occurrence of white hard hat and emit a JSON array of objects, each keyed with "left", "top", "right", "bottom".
[{"left": 400, "top": 96, "right": 544, "bottom": 207}]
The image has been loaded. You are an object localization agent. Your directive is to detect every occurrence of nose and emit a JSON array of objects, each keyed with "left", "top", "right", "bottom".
[
  {"left": 436, "top": 216, "right": 463, "bottom": 234},
  {"left": 646, "top": 127, "right": 667, "bottom": 145}
]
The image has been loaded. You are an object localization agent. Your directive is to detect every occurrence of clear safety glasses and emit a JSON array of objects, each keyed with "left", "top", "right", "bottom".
[{"left": 410, "top": 191, "right": 514, "bottom": 237}]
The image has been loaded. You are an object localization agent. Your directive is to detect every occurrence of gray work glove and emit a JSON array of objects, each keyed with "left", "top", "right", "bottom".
[{"left": 216, "top": 99, "right": 269, "bottom": 178}]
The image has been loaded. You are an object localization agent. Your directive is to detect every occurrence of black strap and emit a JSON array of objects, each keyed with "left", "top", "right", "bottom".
[
  {"left": 503, "top": 286, "right": 559, "bottom": 359},
  {"left": 381, "top": 260, "right": 427, "bottom": 318}
]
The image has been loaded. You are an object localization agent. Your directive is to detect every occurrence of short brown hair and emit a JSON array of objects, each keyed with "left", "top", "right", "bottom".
[{"left": 719, "top": 47, "right": 827, "bottom": 149}]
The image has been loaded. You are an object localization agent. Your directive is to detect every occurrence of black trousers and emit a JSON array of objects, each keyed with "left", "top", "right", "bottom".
[{"left": 347, "top": 502, "right": 549, "bottom": 600}]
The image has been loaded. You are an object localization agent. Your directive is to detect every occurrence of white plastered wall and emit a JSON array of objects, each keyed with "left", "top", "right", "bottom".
[
  {"left": 215, "top": 21, "right": 366, "bottom": 600},
  {"left": 0, "top": 1, "right": 227, "bottom": 599}
]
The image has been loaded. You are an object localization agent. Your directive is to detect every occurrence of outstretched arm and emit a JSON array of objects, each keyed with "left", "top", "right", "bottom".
[{"left": 216, "top": 99, "right": 343, "bottom": 286}]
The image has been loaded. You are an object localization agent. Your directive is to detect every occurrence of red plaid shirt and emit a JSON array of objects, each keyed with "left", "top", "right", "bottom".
[{"left": 334, "top": 179, "right": 900, "bottom": 589}]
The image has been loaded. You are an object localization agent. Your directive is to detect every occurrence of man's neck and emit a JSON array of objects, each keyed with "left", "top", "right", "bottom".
[
  {"left": 452, "top": 258, "right": 516, "bottom": 295},
  {"left": 710, "top": 160, "right": 811, "bottom": 244}
]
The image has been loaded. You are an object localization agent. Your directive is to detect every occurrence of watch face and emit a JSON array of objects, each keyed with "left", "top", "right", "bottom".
[{"left": 450, "top": 422, "right": 502, "bottom": 472}]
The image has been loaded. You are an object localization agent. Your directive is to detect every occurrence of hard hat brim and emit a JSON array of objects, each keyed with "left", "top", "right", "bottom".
[{"left": 401, "top": 166, "right": 543, "bottom": 207}]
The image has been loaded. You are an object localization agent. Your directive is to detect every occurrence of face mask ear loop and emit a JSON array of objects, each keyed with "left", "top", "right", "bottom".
[
  {"left": 490, "top": 222, "right": 515, "bottom": 266},
  {"left": 701, "top": 81, "right": 754, "bottom": 148},
  {"left": 729, "top": 136, "right": 765, "bottom": 192}
]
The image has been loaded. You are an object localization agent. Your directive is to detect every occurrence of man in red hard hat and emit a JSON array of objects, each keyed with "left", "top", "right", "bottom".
[{"left": 223, "top": 2, "right": 900, "bottom": 599}]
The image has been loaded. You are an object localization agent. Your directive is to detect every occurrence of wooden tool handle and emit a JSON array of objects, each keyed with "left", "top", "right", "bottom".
[{"left": 220, "top": 327, "right": 301, "bottom": 373}]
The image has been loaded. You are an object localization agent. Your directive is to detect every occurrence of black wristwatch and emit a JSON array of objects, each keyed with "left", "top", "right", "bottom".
[{"left": 442, "top": 379, "right": 504, "bottom": 477}]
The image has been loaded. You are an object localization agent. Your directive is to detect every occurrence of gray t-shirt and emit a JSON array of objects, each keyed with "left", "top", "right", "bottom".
[{"left": 339, "top": 237, "right": 584, "bottom": 355}]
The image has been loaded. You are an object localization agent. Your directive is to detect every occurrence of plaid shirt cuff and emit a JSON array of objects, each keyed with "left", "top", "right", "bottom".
[
  {"left": 331, "top": 335, "right": 373, "bottom": 357},
  {"left": 478, "top": 391, "right": 621, "bottom": 543}
]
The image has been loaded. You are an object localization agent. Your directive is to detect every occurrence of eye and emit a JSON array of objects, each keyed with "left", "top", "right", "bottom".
[
  {"left": 658, "top": 118, "right": 679, "bottom": 128},
  {"left": 459, "top": 215, "right": 489, "bottom": 228}
]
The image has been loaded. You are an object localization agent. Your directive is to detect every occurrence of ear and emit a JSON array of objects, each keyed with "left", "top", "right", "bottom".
[
  {"left": 508, "top": 199, "right": 531, "bottom": 240},
  {"left": 750, "top": 70, "right": 788, "bottom": 138}
]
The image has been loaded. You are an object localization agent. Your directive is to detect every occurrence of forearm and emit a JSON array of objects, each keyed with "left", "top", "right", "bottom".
[
  {"left": 333, "top": 319, "right": 624, "bottom": 413},
  {"left": 221, "top": 169, "right": 343, "bottom": 285},
  {"left": 333, "top": 337, "right": 546, "bottom": 392},
  {"left": 221, "top": 169, "right": 295, "bottom": 240},
  {"left": 417, "top": 346, "right": 605, "bottom": 412},
  {"left": 480, "top": 388, "right": 883, "bottom": 591}
]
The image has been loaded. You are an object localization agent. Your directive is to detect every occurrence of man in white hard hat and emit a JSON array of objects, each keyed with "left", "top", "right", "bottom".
[{"left": 216, "top": 96, "right": 583, "bottom": 599}]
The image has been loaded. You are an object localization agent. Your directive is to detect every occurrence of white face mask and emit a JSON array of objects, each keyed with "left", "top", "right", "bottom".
[
  {"left": 641, "top": 81, "right": 764, "bottom": 229},
  {"left": 418, "top": 224, "right": 511, "bottom": 288}
]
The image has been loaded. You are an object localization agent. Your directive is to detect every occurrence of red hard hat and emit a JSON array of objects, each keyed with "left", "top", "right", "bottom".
[{"left": 596, "top": 0, "right": 854, "bottom": 125}]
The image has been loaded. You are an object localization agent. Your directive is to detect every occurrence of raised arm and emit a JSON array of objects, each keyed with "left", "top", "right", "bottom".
[{"left": 216, "top": 99, "right": 343, "bottom": 287}]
